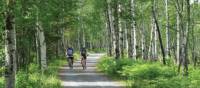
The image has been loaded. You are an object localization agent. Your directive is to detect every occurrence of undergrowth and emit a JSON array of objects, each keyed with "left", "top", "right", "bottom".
[
  {"left": 0, "top": 57, "right": 66, "bottom": 88},
  {"left": 97, "top": 56, "right": 200, "bottom": 88}
]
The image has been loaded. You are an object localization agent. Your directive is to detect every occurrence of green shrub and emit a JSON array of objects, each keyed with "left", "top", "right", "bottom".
[
  {"left": 155, "top": 77, "right": 190, "bottom": 88},
  {"left": 43, "top": 76, "right": 61, "bottom": 88},
  {"left": 16, "top": 71, "right": 29, "bottom": 88},
  {"left": 16, "top": 72, "right": 62, "bottom": 88},
  {"left": 98, "top": 56, "right": 200, "bottom": 88},
  {"left": 15, "top": 58, "right": 65, "bottom": 88},
  {"left": 97, "top": 57, "right": 117, "bottom": 75},
  {"left": 161, "top": 66, "right": 177, "bottom": 78},
  {"left": 115, "top": 58, "right": 135, "bottom": 73},
  {"left": 0, "top": 77, "right": 4, "bottom": 88},
  {"left": 28, "top": 64, "right": 40, "bottom": 73},
  {"left": 121, "top": 64, "right": 162, "bottom": 80},
  {"left": 0, "top": 67, "right": 4, "bottom": 76},
  {"left": 188, "top": 69, "right": 200, "bottom": 88},
  {"left": 97, "top": 57, "right": 138, "bottom": 75}
]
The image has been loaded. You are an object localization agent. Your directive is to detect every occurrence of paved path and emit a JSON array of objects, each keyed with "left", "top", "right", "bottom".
[{"left": 59, "top": 53, "right": 125, "bottom": 88}]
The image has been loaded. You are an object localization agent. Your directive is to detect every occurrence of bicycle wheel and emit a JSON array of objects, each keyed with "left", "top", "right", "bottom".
[
  {"left": 81, "top": 59, "right": 86, "bottom": 70},
  {"left": 68, "top": 58, "right": 73, "bottom": 69}
]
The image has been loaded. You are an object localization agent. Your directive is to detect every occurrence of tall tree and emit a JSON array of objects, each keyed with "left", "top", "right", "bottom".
[
  {"left": 130, "top": 0, "right": 137, "bottom": 59},
  {"left": 176, "top": 8, "right": 180, "bottom": 65},
  {"left": 113, "top": 0, "right": 120, "bottom": 59},
  {"left": 105, "top": 0, "right": 114, "bottom": 56},
  {"left": 35, "top": 4, "right": 47, "bottom": 71},
  {"left": 4, "top": 0, "right": 17, "bottom": 88},
  {"left": 118, "top": 2, "right": 124, "bottom": 57},
  {"left": 165, "top": 0, "right": 170, "bottom": 57},
  {"left": 152, "top": 0, "right": 166, "bottom": 64},
  {"left": 141, "top": 17, "right": 146, "bottom": 59}
]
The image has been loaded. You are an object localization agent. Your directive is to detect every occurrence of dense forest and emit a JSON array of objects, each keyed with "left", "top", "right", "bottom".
[{"left": 0, "top": 0, "right": 200, "bottom": 88}]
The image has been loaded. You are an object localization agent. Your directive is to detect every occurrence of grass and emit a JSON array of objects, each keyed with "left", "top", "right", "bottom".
[
  {"left": 0, "top": 53, "right": 80, "bottom": 88},
  {"left": 16, "top": 57, "right": 66, "bottom": 88},
  {"left": 0, "top": 77, "right": 4, "bottom": 88},
  {"left": 0, "top": 57, "right": 66, "bottom": 88},
  {"left": 97, "top": 56, "right": 200, "bottom": 88}
]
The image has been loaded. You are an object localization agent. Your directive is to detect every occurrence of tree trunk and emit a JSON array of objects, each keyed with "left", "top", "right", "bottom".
[
  {"left": 37, "top": 23, "right": 47, "bottom": 71},
  {"left": 118, "top": 3, "right": 124, "bottom": 57},
  {"left": 131, "top": 0, "right": 137, "bottom": 59},
  {"left": 152, "top": 0, "right": 158, "bottom": 60},
  {"left": 141, "top": 19, "right": 146, "bottom": 60},
  {"left": 128, "top": 22, "right": 133, "bottom": 58},
  {"left": 165, "top": 0, "right": 170, "bottom": 57},
  {"left": 114, "top": 0, "right": 120, "bottom": 59},
  {"left": 176, "top": 11, "right": 180, "bottom": 65},
  {"left": 124, "top": 22, "right": 129, "bottom": 56},
  {"left": 152, "top": 0, "right": 166, "bottom": 65},
  {"left": 148, "top": 23, "right": 154, "bottom": 59},
  {"left": 181, "top": 0, "right": 190, "bottom": 76},
  {"left": 36, "top": 7, "right": 47, "bottom": 71},
  {"left": 153, "top": 21, "right": 158, "bottom": 60},
  {"left": 106, "top": 0, "right": 114, "bottom": 56},
  {"left": 4, "top": 0, "right": 17, "bottom": 88}
]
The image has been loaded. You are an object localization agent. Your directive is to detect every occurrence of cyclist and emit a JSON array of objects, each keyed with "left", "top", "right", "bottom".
[
  {"left": 80, "top": 47, "right": 87, "bottom": 70},
  {"left": 66, "top": 47, "right": 74, "bottom": 69}
]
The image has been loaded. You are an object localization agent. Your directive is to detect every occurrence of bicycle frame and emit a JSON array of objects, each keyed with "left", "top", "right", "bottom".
[
  {"left": 81, "top": 56, "right": 86, "bottom": 70},
  {"left": 68, "top": 57, "right": 73, "bottom": 69}
]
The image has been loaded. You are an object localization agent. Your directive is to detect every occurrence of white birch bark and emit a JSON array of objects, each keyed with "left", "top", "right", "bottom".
[
  {"left": 105, "top": 0, "right": 113, "bottom": 56},
  {"left": 131, "top": 0, "right": 137, "bottom": 59},
  {"left": 36, "top": 7, "right": 47, "bottom": 71},
  {"left": 39, "top": 27, "right": 47, "bottom": 71},
  {"left": 141, "top": 20, "right": 146, "bottom": 59},
  {"left": 154, "top": 22, "right": 158, "bottom": 60},
  {"left": 108, "top": 4, "right": 116, "bottom": 55},
  {"left": 36, "top": 22, "right": 47, "bottom": 71},
  {"left": 176, "top": 11, "right": 180, "bottom": 65},
  {"left": 148, "top": 19, "right": 154, "bottom": 59},
  {"left": 124, "top": 22, "right": 129, "bottom": 56},
  {"left": 118, "top": 3, "right": 124, "bottom": 57},
  {"left": 165, "top": 0, "right": 170, "bottom": 57},
  {"left": 5, "top": 0, "right": 17, "bottom": 88},
  {"left": 113, "top": 0, "right": 120, "bottom": 59}
]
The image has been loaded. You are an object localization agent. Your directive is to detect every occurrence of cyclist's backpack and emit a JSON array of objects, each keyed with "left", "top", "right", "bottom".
[
  {"left": 81, "top": 48, "right": 86, "bottom": 55},
  {"left": 67, "top": 48, "right": 73, "bottom": 56}
]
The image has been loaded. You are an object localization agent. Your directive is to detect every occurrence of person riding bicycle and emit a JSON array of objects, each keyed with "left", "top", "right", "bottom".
[
  {"left": 80, "top": 47, "right": 87, "bottom": 70},
  {"left": 66, "top": 47, "right": 74, "bottom": 69}
]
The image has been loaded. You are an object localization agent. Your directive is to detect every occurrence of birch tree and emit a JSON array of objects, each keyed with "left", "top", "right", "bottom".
[
  {"left": 105, "top": 0, "right": 115, "bottom": 56},
  {"left": 105, "top": 9, "right": 112, "bottom": 56},
  {"left": 36, "top": 6, "right": 47, "bottom": 71},
  {"left": 118, "top": 3, "right": 124, "bottom": 57},
  {"left": 130, "top": 0, "right": 137, "bottom": 59},
  {"left": 4, "top": 0, "right": 17, "bottom": 87},
  {"left": 165, "top": 0, "right": 170, "bottom": 57},
  {"left": 175, "top": 0, "right": 189, "bottom": 75},
  {"left": 114, "top": 0, "right": 120, "bottom": 59},
  {"left": 148, "top": 21, "right": 155, "bottom": 59},
  {"left": 141, "top": 18, "right": 146, "bottom": 59},
  {"left": 124, "top": 22, "right": 129, "bottom": 56},
  {"left": 152, "top": 0, "right": 166, "bottom": 64},
  {"left": 176, "top": 9, "right": 180, "bottom": 65},
  {"left": 36, "top": 23, "right": 47, "bottom": 71}
]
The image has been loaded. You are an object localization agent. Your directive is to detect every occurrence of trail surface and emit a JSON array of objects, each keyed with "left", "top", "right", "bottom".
[{"left": 59, "top": 53, "right": 125, "bottom": 88}]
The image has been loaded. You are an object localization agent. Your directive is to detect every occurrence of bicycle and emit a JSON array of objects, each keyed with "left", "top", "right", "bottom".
[
  {"left": 81, "top": 56, "right": 86, "bottom": 70},
  {"left": 68, "top": 57, "right": 73, "bottom": 69}
]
